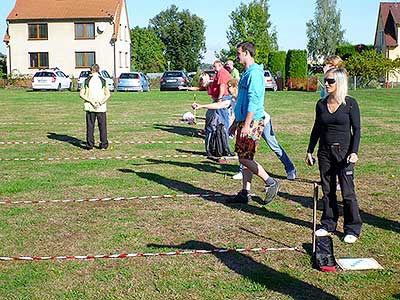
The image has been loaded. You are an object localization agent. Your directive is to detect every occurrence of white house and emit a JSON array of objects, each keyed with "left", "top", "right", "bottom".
[{"left": 3, "top": 0, "right": 131, "bottom": 78}]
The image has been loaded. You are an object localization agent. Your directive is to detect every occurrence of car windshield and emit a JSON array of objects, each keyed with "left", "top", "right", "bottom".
[
  {"left": 264, "top": 71, "right": 271, "bottom": 77},
  {"left": 163, "top": 72, "right": 184, "bottom": 78},
  {"left": 34, "top": 72, "right": 53, "bottom": 77},
  {"left": 79, "top": 71, "right": 90, "bottom": 78},
  {"left": 101, "top": 70, "right": 111, "bottom": 78},
  {"left": 120, "top": 73, "right": 139, "bottom": 79}
]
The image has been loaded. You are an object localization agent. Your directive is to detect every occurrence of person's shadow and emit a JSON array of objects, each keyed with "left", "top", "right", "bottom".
[
  {"left": 153, "top": 124, "right": 202, "bottom": 138},
  {"left": 148, "top": 240, "right": 338, "bottom": 300},
  {"left": 118, "top": 169, "right": 312, "bottom": 229},
  {"left": 47, "top": 132, "right": 86, "bottom": 149}
]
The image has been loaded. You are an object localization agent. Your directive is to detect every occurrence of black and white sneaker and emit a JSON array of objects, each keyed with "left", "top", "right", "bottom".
[
  {"left": 264, "top": 179, "right": 279, "bottom": 204},
  {"left": 226, "top": 189, "right": 251, "bottom": 204}
]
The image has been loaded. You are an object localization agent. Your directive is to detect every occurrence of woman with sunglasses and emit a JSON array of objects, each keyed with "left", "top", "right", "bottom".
[{"left": 306, "top": 68, "right": 362, "bottom": 244}]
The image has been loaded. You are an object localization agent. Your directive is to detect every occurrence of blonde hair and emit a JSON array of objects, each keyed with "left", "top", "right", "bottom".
[
  {"left": 199, "top": 73, "right": 210, "bottom": 88},
  {"left": 227, "top": 78, "right": 238, "bottom": 97},
  {"left": 326, "top": 68, "right": 348, "bottom": 105},
  {"left": 324, "top": 56, "right": 344, "bottom": 69}
]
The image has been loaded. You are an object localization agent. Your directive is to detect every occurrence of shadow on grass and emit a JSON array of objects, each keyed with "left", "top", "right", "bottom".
[
  {"left": 142, "top": 158, "right": 237, "bottom": 175},
  {"left": 153, "top": 124, "right": 201, "bottom": 138},
  {"left": 148, "top": 240, "right": 338, "bottom": 300},
  {"left": 46, "top": 132, "right": 86, "bottom": 149},
  {"left": 118, "top": 169, "right": 312, "bottom": 229},
  {"left": 278, "top": 190, "right": 400, "bottom": 234}
]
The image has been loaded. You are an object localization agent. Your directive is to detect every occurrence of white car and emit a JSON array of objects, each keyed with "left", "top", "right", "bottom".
[
  {"left": 264, "top": 70, "right": 278, "bottom": 91},
  {"left": 32, "top": 68, "right": 72, "bottom": 91},
  {"left": 77, "top": 70, "right": 115, "bottom": 91}
]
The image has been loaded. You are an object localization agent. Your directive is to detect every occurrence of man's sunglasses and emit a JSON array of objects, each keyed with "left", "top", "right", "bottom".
[{"left": 324, "top": 78, "right": 336, "bottom": 85}]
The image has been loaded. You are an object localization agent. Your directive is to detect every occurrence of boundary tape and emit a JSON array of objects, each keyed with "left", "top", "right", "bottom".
[
  {"left": 0, "top": 140, "right": 203, "bottom": 146},
  {"left": 0, "top": 247, "right": 298, "bottom": 262},
  {"left": 0, "top": 154, "right": 208, "bottom": 162},
  {"left": 0, "top": 120, "right": 204, "bottom": 126},
  {"left": 0, "top": 193, "right": 224, "bottom": 206}
]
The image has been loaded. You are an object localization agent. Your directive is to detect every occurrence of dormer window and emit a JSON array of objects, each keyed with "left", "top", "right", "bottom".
[
  {"left": 28, "top": 24, "right": 48, "bottom": 40},
  {"left": 75, "top": 23, "right": 95, "bottom": 39}
]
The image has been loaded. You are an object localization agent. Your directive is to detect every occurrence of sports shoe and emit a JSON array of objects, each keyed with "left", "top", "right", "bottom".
[
  {"left": 344, "top": 234, "right": 358, "bottom": 244},
  {"left": 287, "top": 169, "right": 296, "bottom": 180},
  {"left": 315, "top": 228, "right": 331, "bottom": 237},
  {"left": 232, "top": 172, "right": 243, "bottom": 180},
  {"left": 226, "top": 190, "right": 251, "bottom": 204},
  {"left": 264, "top": 179, "right": 279, "bottom": 204}
]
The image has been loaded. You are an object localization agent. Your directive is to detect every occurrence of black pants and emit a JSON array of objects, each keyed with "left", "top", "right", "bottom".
[
  {"left": 86, "top": 111, "right": 108, "bottom": 149},
  {"left": 317, "top": 144, "right": 362, "bottom": 236}
]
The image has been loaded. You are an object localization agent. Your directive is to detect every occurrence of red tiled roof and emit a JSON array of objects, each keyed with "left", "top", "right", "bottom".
[
  {"left": 7, "top": 0, "right": 121, "bottom": 21},
  {"left": 379, "top": 2, "right": 400, "bottom": 47}
]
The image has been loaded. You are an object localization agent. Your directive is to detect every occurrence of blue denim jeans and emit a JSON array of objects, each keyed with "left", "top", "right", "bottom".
[{"left": 238, "top": 119, "right": 295, "bottom": 173}]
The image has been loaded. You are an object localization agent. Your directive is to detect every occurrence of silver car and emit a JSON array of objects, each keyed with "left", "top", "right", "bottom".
[{"left": 117, "top": 72, "right": 150, "bottom": 92}]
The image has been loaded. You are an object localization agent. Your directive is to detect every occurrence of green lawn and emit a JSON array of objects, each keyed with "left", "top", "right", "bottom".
[{"left": 0, "top": 88, "right": 399, "bottom": 300}]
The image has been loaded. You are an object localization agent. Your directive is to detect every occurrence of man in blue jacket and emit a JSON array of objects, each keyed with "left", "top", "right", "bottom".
[{"left": 227, "top": 41, "right": 279, "bottom": 204}]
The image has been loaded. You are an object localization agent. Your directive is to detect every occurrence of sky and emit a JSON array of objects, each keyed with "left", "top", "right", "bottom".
[{"left": 0, "top": 0, "right": 393, "bottom": 62}]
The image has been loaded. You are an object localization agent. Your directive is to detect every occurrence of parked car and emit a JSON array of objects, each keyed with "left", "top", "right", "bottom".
[
  {"left": 160, "top": 70, "right": 190, "bottom": 91},
  {"left": 31, "top": 68, "right": 72, "bottom": 91},
  {"left": 77, "top": 70, "right": 115, "bottom": 91},
  {"left": 117, "top": 72, "right": 150, "bottom": 92},
  {"left": 264, "top": 70, "right": 277, "bottom": 91}
]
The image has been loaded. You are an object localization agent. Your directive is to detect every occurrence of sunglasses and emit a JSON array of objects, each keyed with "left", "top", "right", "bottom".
[{"left": 324, "top": 78, "right": 336, "bottom": 85}]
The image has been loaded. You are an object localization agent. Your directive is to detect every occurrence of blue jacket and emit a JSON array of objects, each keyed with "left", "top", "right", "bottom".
[{"left": 234, "top": 63, "right": 265, "bottom": 121}]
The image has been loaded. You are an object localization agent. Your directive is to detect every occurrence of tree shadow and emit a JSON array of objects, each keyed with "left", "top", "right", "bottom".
[
  {"left": 148, "top": 240, "right": 338, "bottom": 300},
  {"left": 118, "top": 169, "right": 312, "bottom": 229},
  {"left": 278, "top": 189, "right": 400, "bottom": 234},
  {"left": 46, "top": 132, "right": 86, "bottom": 149},
  {"left": 153, "top": 124, "right": 202, "bottom": 138},
  {"left": 175, "top": 148, "right": 206, "bottom": 156}
]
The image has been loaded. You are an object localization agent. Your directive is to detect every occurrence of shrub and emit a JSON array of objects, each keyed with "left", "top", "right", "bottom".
[
  {"left": 286, "top": 49, "right": 307, "bottom": 80},
  {"left": 267, "top": 51, "right": 286, "bottom": 87}
]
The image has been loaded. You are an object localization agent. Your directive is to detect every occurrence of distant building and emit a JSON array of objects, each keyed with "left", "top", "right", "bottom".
[
  {"left": 3, "top": 0, "right": 131, "bottom": 78},
  {"left": 375, "top": 2, "right": 400, "bottom": 82}
]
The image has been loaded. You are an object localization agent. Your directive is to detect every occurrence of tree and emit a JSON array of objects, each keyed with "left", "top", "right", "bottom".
[
  {"left": 149, "top": 5, "right": 206, "bottom": 71},
  {"left": 306, "top": 0, "right": 345, "bottom": 62},
  {"left": 130, "top": 26, "right": 166, "bottom": 73},
  {"left": 345, "top": 49, "right": 394, "bottom": 87},
  {"left": 219, "top": 0, "right": 278, "bottom": 68}
]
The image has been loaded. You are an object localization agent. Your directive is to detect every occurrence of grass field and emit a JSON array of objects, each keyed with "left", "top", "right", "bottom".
[{"left": 0, "top": 88, "right": 399, "bottom": 300}]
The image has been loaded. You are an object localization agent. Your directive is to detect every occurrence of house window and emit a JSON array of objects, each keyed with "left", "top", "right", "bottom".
[
  {"left": 28, "top": 24, "right": 48, "bottom": 40},
  {"left": 75, "top": 52, "right": 95, "bottom": 68},
  {"left": 119, "top": 51, "right": 122, "bottom": 68},
  {"left": 119, "top": 24, "right": 122, "bottom": 41},
  {"left": 75, "top": 23, "right": 95, "bottom": 39},
  {"left": 124, "top": 26, "right": 127, "bottom": 41},
  {"left": 29, "top": 52, "right": 49, "bottom": 68},
  {"left": 125, "top": 52, "right": 129, "bottom": 68}
]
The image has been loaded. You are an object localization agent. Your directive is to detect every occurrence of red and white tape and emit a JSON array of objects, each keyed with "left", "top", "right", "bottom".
[
  {"left": 0, "top": 154, "right": 207, "bottom": 162},
  {"left": 0, "top": 120, "right": 200, "bottom": 126},
  {"left": 0, "top": 193, "right": 224, "bottom": 206},
  {"left": 0, "top": 247, "right": 298, "bottom": 262},
  {"left": 0, "top": 140, "right": 203, "bottom": 146}
]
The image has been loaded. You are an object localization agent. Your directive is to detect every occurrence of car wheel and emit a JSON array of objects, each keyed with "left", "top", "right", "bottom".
[
  {"left": 68, "top": 82, "right": 73, "bottom": 91},
  {"left": 273, "top": 85, "right": 277, "bottom": 92},
  {"left": 57, "top": 83, "right": 61, "bottom": 91}
]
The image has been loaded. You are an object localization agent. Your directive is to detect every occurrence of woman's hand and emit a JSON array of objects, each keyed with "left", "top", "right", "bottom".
[
  {"left": 305, "top": 152, "right": 315, "bottom": 166},
  {"left": 191, "top": 102, "right": 201, "bottom": 110},
  {"left": 347, "top": 153, "right": 358, "bottom": 163}
]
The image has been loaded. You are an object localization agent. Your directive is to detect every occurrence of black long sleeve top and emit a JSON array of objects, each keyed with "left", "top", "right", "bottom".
[{"left": 307, "top": 96, "right": 361, "bottom": 154}]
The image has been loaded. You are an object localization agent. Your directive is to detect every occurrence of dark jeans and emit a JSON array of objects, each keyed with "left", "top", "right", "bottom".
[
  {"left": 317, "top": 144, "right": 362, "bottom": 236},
  {"left": 86, "top": 111, "right": 108, "bottom": 149}
]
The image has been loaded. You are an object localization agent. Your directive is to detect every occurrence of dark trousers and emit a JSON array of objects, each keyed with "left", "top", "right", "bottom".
[
  {"left": 86, "top": 111, "right": 108, "bottom": 149},
  {"left": 317, "top": 144, "right": 362, "bottom": 236}
]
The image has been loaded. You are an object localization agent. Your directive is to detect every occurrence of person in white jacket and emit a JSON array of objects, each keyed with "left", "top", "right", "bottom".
[{"left": 79, "top": 64, "right": 110, "bottom": 150}]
